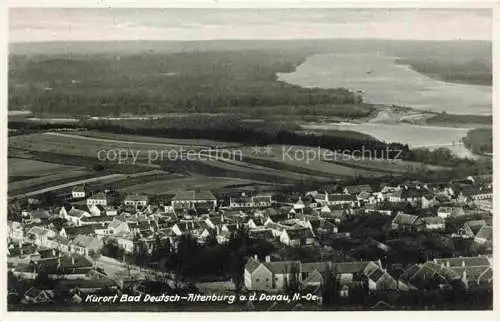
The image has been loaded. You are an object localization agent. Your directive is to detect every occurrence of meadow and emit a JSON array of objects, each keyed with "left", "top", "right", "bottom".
[{"left": 8, "top": 158, "right": 82, "bottom": 178}]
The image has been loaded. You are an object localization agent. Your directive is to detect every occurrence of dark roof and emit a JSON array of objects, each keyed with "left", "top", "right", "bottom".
[
  {"left": 285, "top": 228, "right": 315, "bottom": 240},
  {"left": 30, "top": 210, "right": 51, "bottom": 220},
  {"left": 172, "top": 190, "right": 216, "bottom": 201},
  {"left": 245, "top": 258, "right": 261, "bottom": 273},
  {"left": 68, "top": 208, "right": 89, "bottom": 218},
  {"left": 65, "top": 225, "right": 99, "bottom": 236},
  {"left": 392, "top": 213, "right": 421, "bottom": 225},
  {"left": 88, "top": 192, "right": 107, "bottom": 200},
  {"left": 475, "top": 225, "right": 492, "bottom": 241},
  {"left": 81, "top": 216, "right": 113, "bottom": 222},
  {"left": 124, "top": 194, "right": 149, "bottom": 202},
  {"left": 465, "top": 220, "right": 488, "bottom": 234},
  {"left": 248, "top": 229, "right": 274, "bottom": 240},
  {"left": 329, "top": 194, "right": 357, "bottom": 202},
  {"left": 72, "top": 186, "right": 86, "bottom": 193},
  {"left": 434, "top": 256, "right": 490, "bottom": 268},
  {"left": 344, "top": 185, "right": 373, "bottom": 195},
  {"left": 37, "top": 255, "right": 93, "bottom": 272},
  {"left": 422, "top": 216, "right": 445, "bottom": 225},
  {"left": 263, "top": 261, "right": 301, "bottom": 274}
]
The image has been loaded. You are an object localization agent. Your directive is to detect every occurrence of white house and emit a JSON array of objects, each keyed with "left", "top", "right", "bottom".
[
  {"left": 171, "top": 190, "right": 217, "bottom": 210},
  {"left": 72, "top": 185, "right": 86, "bottom": 199},
  {"left": 123, "top": 194, "right": 149, "bottom": 207},
  {"left": 87, "top": 192, "right": 108, "bottom": 206}
]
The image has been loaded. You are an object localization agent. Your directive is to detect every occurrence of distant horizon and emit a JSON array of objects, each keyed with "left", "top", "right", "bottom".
[
  {"left": 9, "top": 8, "right": 492, "bottom": 43},
  {"left": 9, "top": 37, "right": 493, "bottom": 45}
]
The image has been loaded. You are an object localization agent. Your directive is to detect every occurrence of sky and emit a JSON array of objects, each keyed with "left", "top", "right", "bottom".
[{"left": 9, "top": 8, "right": 492, "bottom": 43}]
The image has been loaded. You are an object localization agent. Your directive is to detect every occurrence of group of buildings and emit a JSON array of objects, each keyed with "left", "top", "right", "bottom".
[{"left": 7, "top": 174, "right": 493, "bottom": 303}]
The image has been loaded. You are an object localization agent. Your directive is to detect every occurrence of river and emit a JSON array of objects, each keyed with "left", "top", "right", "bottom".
[{"left": 278, "top": 53, "right": 492, "bottom": 158}]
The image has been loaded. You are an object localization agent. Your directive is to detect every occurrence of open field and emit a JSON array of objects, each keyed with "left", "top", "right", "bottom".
[
  {"left": 71, "top": 130, "right": 243, "bottom": 148},
  {"left": 9, "top": 133, "right": 191, "bottom": 160},
  {"left": 121, "top": 176, "right": 280, "bottom": 194},
  {"left": 8, "top": 170, "right": 93, "bottom": 193},
  {"left": 10, "top": 174, "right": 126, "bottom": 198},
  {"left": 8, "top": 157, "right": 82, "bottom": 177},
  {"left": 236, "top": 145, "right": 446, "bottom": 176},
  {"left": 9, "top": 130, "right": 451, "bottom": 194}
]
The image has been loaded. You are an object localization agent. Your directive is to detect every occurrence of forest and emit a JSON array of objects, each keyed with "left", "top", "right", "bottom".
[{"left": 9, "top": 50, "right": 368, "bottom": 117}]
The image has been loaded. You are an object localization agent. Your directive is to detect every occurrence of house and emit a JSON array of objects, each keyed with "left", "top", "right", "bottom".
[
  {"left": 312, "top": 219, "right": 338, "bottom": 234},
  {"left": 343, "top": 184, "right": 373, "bottom": 195},
  {"left": 26, "top": 209, "right": 51, "bottom": 223},
  {"left": 114, "top": 234, "right": 134, "bottom": 253},
  {"left": 356, "top": 191, "right": 377, "bottom": 205},
  {"left": 399, "top": 262, "right": 455, "bottom": 290},
  {"left": 307, "top": 191, "right": 328, "bottom": 206},
  {"left": 171, "top": 190, "right": 217, "bottom": 210},
  {"left": 171, "top": 221, "right": 205, "bottom": 237},
  {"left": 244, "top": 257, "right": 397, "bottom": 293},
  {"left": 36, "top": 254, "right": 94, "bottom": 278},
  {"left": 27, "top": 197, "right": 42, "bottom": 205},
  {"left": 421, "top": 216, "right": 445, "bottom": 230},
  {"left": 386, "top": 190, "right": 402, "bottom": 203},
  {"left": 26, "top": 226, "right": 55, "bottom": 247},
  {"left": 280, "top": 227, "right": 316, "bottom": 246},
  {"left": 248, "top": 229, "right": 275, "bottom": 241},
  {"left": 45, "top": 236, "right": 71, "bottom": 254},
  {"left": 437, "top": 206, "right": 465, "bottom": 219},
  {"left": 72, "top": 185, "right": 86, "bottom": 199},
  {"left": 402, "top": 256, "right": 492, "bottom": 291},
  {"left": 87, "top": 192, "right": 108, "bottom": 206},
  {"left": 80, "top": 215, "right": 113, "bottom": 226},
  {"left": 265, "top": 220, "right": 291, "bottom": 238},
  {"left": 103, "top": 205, "right": 118, "bottom": 216},
  {"left": 87, "top": 204, "right": 103, "bottom": 217},
  {"left": 460, "top": 220, "right": 492, "bottom": 245},
  {"left": 22, "top": 287, "right": 55, "bottom": 304},
  {"left": 463, "top": 220, "right": 488, "bottom": 238},
  {"left": 7, "top": 243, "right": 37, "bottom": 258},
  {"left": 66, "top": 207, "right": 92, "bottom": 226},
  {"left": 293, "top": 197, "right": 306, "bottom": 212},
  {"left": 467, "top": 175, "right": 493, "bottom": 187},
  {"left": 123, "top": 194, "right": 149, "bottom": 207},
  {"left": 70, "top": 235, "right": 103, "bottom": 256},
  {"left": 458, "top": 186, "right": 493, "bottom": 203},
  {"left": 229, "top": 193, "right": 273, "bottom": 209},
  {"left": 328, "top": 194, "right": 357, "bottom": 207},
  {"left": 321, "top": 206, "right": 350, "bottom": 223},
  {"left": 8, "top": 221, "right": 24, "bottom": 242},
  {"left": 244, "top": 256, "right": 300, "bottom": 291},
  {"left": 390, "top": 213, "right": 424, "bottom": 231},
  {"left": 474, "top": 225, "right": 492, "bottom": 245},
  {"left": 107, "top": 219, "right": 131, "bottom": 236},
  {"left": 65, "top": 225, "right": 101, "bottom": 239}
]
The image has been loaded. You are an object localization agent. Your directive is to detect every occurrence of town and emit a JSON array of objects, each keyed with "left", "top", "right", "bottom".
[{"left": 7, "top": 173, "right": 493, "bottom": 310}]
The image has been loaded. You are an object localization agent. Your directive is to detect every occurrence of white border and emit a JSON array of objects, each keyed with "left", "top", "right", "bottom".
[
  {"left": 1, "top": 1, "right": 498, "bottom": 321},
  {"left": 5, "top": 0, "right": 496, "bottom": 8}
]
